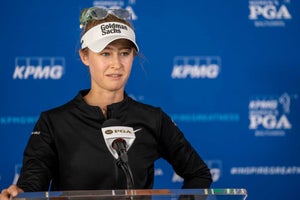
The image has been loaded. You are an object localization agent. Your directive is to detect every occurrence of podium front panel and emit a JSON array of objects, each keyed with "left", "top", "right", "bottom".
[{"left": 13, "top": 189, "right": 247, "bottom": 200}]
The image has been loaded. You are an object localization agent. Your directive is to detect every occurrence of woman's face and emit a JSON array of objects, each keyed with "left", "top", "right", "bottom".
[{"left": 80, "top": 39, "right": 135, "bottom": 93}]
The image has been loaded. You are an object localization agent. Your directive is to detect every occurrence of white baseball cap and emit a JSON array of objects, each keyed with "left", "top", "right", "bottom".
[{"left": 80, "top": 22, "right": 139, "bottom": 53}]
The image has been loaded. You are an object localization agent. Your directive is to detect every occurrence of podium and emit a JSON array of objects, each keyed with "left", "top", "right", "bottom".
[{"left": 13, "top": 189, "right": 248, "bottom": 199}]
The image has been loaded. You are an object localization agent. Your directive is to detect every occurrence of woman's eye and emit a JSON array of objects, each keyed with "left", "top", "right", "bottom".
[
  {"left": 100, "top": 52, "right": 110, "bottom": 57},
  {"left": 120, "top": 52, "right": 129, "bottom": 56},
  {"left": 120, "top": 49, "right": 132, "bottom": 56}
]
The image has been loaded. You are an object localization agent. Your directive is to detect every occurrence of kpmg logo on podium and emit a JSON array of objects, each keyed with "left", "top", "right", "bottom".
[
  {"left": 248, "top": 92, "right": 297, "bottom": 137},
  {"left": 13, "top": 57, "right": 65, "bottom": 80},
  {"left": 248, "top": 0, "right": 292, "bottom": 27},
  {"left": 171, "top": 56, "right": 221, "bottom": 79}
]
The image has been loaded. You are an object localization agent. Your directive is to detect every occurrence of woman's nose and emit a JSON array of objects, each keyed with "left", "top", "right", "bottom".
[{"left": 110, "top": 54, "right": 122, "bottom": 69}]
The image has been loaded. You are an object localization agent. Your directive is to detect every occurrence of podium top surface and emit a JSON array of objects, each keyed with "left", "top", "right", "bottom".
[{"left": 13, "top": 188, "right": 248, "bottom": 200}]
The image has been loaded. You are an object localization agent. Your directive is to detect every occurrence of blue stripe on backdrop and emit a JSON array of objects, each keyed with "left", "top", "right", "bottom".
[{"left": 0, "top": 1, "right": 299, "bottom": 200}]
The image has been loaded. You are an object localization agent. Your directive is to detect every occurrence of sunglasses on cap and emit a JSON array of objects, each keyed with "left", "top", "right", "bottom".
[{"left": 80, "top": 7, "right": 132, "bottom": 29}]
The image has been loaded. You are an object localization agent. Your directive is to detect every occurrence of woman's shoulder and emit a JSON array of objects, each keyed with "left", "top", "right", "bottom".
[
  {"left": 128, "top": 96, "right": 162, "bottom": 113},
  {"left": 41, "top": 99, "right": 77, "bottom": 116},
  {"left": 40, "top": 91, "right": 85, "bottom": 116}
]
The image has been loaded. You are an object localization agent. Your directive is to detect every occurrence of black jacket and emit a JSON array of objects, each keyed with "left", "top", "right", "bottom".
[{"left": 17, "top": 90, "right": 212, "bottom": 191}]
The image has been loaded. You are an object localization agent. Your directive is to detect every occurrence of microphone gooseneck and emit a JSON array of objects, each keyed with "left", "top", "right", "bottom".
[
  {"left": 112, "top": 138, "right": 134, "bottom": 189},
  {"left": 101, "top": 119, "right": 135, "bottom": 189}
]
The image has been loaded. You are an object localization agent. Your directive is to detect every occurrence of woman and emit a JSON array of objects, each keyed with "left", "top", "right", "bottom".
[{"left": 0, "top": 7, "right": 212, "bottom": 199}]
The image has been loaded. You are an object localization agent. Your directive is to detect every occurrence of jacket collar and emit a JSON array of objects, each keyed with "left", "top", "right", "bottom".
[{"left": 73, "top": 89, "right": 131, "bottom": 120}]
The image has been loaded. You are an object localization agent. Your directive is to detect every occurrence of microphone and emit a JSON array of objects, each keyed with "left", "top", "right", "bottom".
[
  {"left": 112, "top": 138, "right": 128, "bottom": 163},
  {"left": 101, "top": 119, "right": 135, "bottom": 189},
  {"left": 101, "top": 119, "right": 136, "bottom": 160}
]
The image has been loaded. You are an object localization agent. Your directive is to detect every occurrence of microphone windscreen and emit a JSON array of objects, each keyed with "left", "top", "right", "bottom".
[{"left": 112, "top": 138, "right": 127, "bottom": 150}]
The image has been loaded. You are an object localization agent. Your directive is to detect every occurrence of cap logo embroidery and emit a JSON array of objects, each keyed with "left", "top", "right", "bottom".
[{"left": 100, "top": 23, "right": 128, "bottom": 35}]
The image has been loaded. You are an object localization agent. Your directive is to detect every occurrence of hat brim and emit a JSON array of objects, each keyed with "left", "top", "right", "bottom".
[{"left": 88, "top": 35, "right": 139, "bottom": 53}]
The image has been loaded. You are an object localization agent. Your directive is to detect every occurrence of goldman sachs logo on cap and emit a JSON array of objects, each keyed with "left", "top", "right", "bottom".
[{"left": 100, "top": 23, "right": 128, "bottom": 35}]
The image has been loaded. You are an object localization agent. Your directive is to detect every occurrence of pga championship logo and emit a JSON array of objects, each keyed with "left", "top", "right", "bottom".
[
  {"left": 248, "top": 0, "right": 292, "bottom": 27},
  {"left": 171, "top": 56, "right": 221, "bottom": 79},
  {"left": 13, "top": 57, "right": 65, "bottom": 80},
  {"left": 248, "top": 93, "right": 297, "bottom": 137}
]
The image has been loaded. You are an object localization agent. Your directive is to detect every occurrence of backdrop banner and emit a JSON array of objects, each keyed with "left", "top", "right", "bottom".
[{"left": 0, "top": 1, "right": 299, "bottom": 200}]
